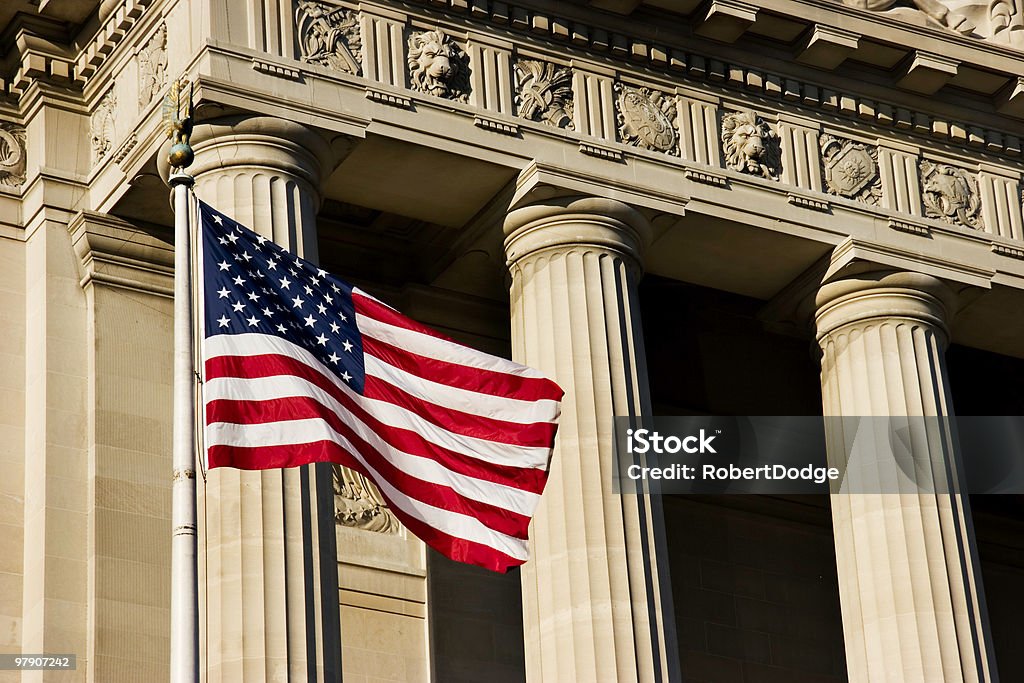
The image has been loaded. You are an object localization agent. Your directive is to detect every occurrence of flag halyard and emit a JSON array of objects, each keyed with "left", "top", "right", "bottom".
[{"left": 198, "top": 201, "right": 563, "bottom": 572}]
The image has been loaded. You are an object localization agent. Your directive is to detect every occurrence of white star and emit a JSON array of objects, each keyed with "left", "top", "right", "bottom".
[
  {"left": 292, "top": 296, "right": 305, "bottom": 309},
  {"left": 268, "top": 259, "right": 278, "bottom": 271},
  {"left": 304, "top": 285, "right": 313, "bottom": 296},
  {"left": 276, "top": 324, "right": 287, "bottom": 334},
  {"left": 226, "top": 233, "right": 239, "bottom": 243},
  {"left": 233, "top": 275, "right": 245, "bottom": 286},
  {"left": 217, "top": 287, "right": 230, "bottom": 299},
  {"left": 247, "top": 291, "right": 260, "bottom": 302},
  {"left": 232, "top": 301, "right": 245, "bottom": 313},
  {"left": 328, "top": 352, "right": 340, "bottom": 364},
  {"left": 317, "top": 303, "right": 327, "bottom": 315},
  {"left": 315, "top": 333, "right": 328, "bottom": 346},
  {"left": 212, "top": 215, "right": 223, "bottom": 225},
  {"left": 217, "top": 315, "right": 230, "bottom": 328},
  {"left": 304, "top": 314, "right": 316, "bottom": 327},
  {"left": 339, "top": 312, "right": 348, "bottom": 322},
  {"left": 317, "top": 269, "right": 327, "bottom": 278},
  {"left": 241, "top": 252, "right": 252, "bottom": 262},
  {"left": 324, "top": 293, "right": 334, "bottom": 304},
  {"left": 218, "top": 237, "right": 228, "bottom": 245},
  {"left": 279, "top": 277, "right": 291, "bottom": 290},
  {"left": 256, "top": 234, "right": 267, "bottom": 245},
  {"left": 246, "top": 315, "right": 260, "bottom": 326},
  {"left": 331, "top": 283, "right": 340, "bottom": 293},
  {"left": 342, "top": 339, "right": 353, "bottom": 353},
  {"left": 218, "top": 261, "right": 230, "bottom": 271},
  {"left": 341, "top": 371, "right": 352, "bottom": 382},
  {"left": 329, "top": 322, "right": 340, "bottom": 334},
  {"left": 262, "top": 307, "right": 274, "bottom": 317}
]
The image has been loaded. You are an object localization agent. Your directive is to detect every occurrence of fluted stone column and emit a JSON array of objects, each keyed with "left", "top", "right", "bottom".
[
  {"left": 504, "top": 196, "right": 679, "bottom": 683},
  {"left": 188, "top": 116, "right": 340, "bottom": 682},
  {"left": 815, "top": 270, "right": 998, "bottom": 683}
]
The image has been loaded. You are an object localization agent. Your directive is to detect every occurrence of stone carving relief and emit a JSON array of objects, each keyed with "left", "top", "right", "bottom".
[
  {"left": 820, "top": 134, "right": 882, "bottom": 205},
  {"left": 721, "top": 110, "right": 781, "bottom": 180},
  {"left": 514, "top": 59, "right": 574, "bottom": 130},
  {"left": 407, "top": 29, "right": 470, "bottom": 102},
  {"left": 91, "top": 90, "right": 117, "bottom": 160},
  {"left": 137, "top": 22, "right": 167, "bottom": 108},
  {"left": 0, "top": 123, "right": 26, "bottom": 188},
  {"left": 615, "top": 84, "right": 678, "bottom": 154},
  {"left": 921, "top": 160, "right": 983, "bottom": 229},
  {"left": 839, "top": 0, "right": 1024, "bottom": 47},
  {"left": 333, "top": 464, "right": 400, "bottom": 534},
  {"left": 296, "top": 0, "right": 362, "bottom": 75}
]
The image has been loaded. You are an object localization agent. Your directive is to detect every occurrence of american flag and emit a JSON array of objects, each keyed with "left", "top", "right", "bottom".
[{"left": 198, "top": 201, "right": 563, "bottom": 572}]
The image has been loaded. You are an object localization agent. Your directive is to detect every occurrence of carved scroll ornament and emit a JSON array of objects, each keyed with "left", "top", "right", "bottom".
[
  {"left": 333, "top": 464, "right": 399, "bottom": 534},
  {"left": 0, "top": 124, "right": 26, "bottom": 188},
  {"left": 514, "top": 59, "right": 574, "bottom": 129},
  {"left": 296, "top": 0, "right": 362, "bottom": 75},
  {"left": 921, "top": 160, "right": 983, "bottom": 229}
]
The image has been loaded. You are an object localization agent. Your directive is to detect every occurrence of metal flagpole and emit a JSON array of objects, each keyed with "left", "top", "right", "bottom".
[{"left": 165, "top": 79, "right": 199, "bottom": 683}]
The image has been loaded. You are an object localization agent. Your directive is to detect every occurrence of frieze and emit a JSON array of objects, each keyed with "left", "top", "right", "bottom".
[
  {"left": 91, "top": 90, "right": 117, "bottom": 161},
  {"left": 820, "top": 134, "right": 882, "bottom": 206},
  {"left": 921, "top": 160, "right": 983, "bottom": 229},
  {"left": 514, "top": 59, "right": 574, "bottom": 130},
  {"left": 721, "top": 110, "right": 781, "bottom": 180},
  {"left": 136, "top": 23, "right": 167, "bottom": 109},
  {"left": 296, "top": 1, "right": 362, "bottom": 75},
  {"left": 407, "top": 29, "right": 470, "bottom": 102},
  {"left": 615, "top": 84, "right": 678, "bottom": 154},
  {"left": 0, "top": 123, "right": 26, "bottom": 188}
]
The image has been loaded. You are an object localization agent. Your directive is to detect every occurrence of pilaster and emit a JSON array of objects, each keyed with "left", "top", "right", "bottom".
[
  {"left": 815, "top": 269, "right": 998, "bottom": 682},
  {"left": 504, "top": 195, "right": 679, "bottom": 683}
]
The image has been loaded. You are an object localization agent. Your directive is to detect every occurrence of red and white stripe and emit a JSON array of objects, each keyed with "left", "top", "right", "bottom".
[{"left": 203, "top": 289, "right": 563, "bottom": 572}]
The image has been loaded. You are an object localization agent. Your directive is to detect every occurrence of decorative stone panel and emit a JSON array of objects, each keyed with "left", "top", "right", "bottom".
[
  {"left": 921, "top": 160, "right": 983, "bottom": 230},
  {"left": 514, "top": 59, "right": 573, "bottom": 129},
  {"left": 296, "top": 0, "right": 363, "bottom": 75},
  {"left": 820, "top": 133, "right": 882, "bottom": 206},
  {"left": 615, "top": 83, "right": 678, "bottom": 155}
]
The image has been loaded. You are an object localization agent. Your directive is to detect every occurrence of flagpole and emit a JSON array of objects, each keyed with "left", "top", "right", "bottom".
[{"left": 166, "top": 80, "right": 199, "bottom": 683}]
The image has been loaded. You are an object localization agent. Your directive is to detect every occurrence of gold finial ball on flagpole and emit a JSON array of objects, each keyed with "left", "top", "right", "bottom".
[{"left": 168, "top": 142, "right": 194, "bottom": 169}]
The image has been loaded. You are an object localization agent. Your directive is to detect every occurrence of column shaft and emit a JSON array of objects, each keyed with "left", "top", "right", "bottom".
[
  {"left": 189, "top": 116, "right": 340, "bottom": 682},
  {"left": 505, "top": 197, "right": 678, "bottom": 683},
  {"left": 815, "top": 270, "right": 997, "bottom": 683}
]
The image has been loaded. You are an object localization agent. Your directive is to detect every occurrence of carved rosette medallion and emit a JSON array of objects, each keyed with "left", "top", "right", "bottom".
[
  {"left": 514, "top": 59, "right": 574, "bottom": 130},
  {"left": 296, "top": 0, "right": 362, "bottom": 75},
  {"left": 137, "top": 23, "right": 167, "bottom": 108},
  {"left": 0, "top": 123, "right": 26, "bottom": 188},
  {"left": 333, "top": 464, "right": 399, "bottom": 534},
  {"left": 615, "top": 84, "right": 677, "bottom": 154},
  {"left": 721, "top": 110, "right": 781, "bottom": 180},
  {"left": 91, "top": 90, "right": 117, "bottom": 161},
  {"left": 820, "top": 134, "right": 881, "bottom": 205},
  {"left": 407, "top": 29, "right": 470, "bottom": 102},
  {"left": 921, "top": 160, "right": 983, "bottom": 229}
]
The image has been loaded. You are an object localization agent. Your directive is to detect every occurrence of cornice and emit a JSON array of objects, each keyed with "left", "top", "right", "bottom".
[{"left": 68, "top": 210, "right": 174, "bottom": 297}]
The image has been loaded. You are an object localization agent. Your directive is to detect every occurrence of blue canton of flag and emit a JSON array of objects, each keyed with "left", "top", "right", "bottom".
[{"left": 201, "top": 201, "right": 366, "bottom": 393}]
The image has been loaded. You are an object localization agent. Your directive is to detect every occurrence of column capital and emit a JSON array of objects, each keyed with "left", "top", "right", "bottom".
[
  {"left": 503, "top": 195, "right": 651, "bottom": 268},
  {"left": 814, "top": 269, "right": 958, "bottom": 345},
  {"left": 158, "top": 115, "right": 337, "bottom": 194}
]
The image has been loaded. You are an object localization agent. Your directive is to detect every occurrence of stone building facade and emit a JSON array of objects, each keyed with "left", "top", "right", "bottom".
[{"left": 1, "top": 0, "right": 1023, "bottom": 681}]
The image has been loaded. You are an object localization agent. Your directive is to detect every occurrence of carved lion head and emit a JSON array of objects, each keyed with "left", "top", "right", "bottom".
[
  {"left": 722, "top": 110, "right": 779, "bottom": 179},
  {"left": 407, "top": 30, "right": 467, "bottom": 101}
]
